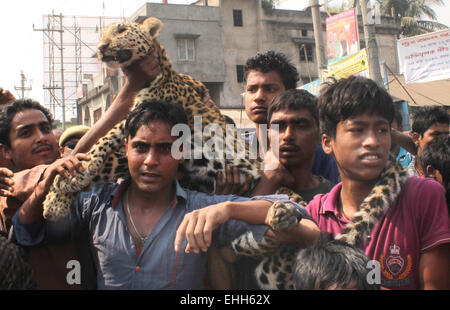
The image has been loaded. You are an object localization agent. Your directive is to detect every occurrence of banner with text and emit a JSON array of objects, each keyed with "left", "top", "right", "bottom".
[
  {"left": 397, "top": 29, "right": 450, "bottom": 84},
  {"left": 327, "top": 49, "right": 368, "bottom": 80}
]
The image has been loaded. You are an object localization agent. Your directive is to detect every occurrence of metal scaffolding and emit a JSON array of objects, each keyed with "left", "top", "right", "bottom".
[{"left": 35, "top": 13, "right": 124, "bottom": 128}]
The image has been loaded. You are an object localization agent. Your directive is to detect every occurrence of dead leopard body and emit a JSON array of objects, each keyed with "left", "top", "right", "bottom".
[{"left": 42, "top": 17, "right": 261, "bottom": 221}]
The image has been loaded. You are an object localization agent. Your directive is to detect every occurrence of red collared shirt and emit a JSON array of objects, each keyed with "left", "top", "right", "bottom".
[{"left": 306, "top": 177, "right": 450, "bottom": 289}]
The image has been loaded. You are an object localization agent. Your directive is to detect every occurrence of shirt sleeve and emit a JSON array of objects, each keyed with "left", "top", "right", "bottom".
[
  {"left": 12, "top": 183, "right": 111, "bottom": 247},
  {"left": 413, "top": 179, "right": 450, "bottom": 252},
  {"left": 305, "top": 194, "right": 323, "bottom": 225}
]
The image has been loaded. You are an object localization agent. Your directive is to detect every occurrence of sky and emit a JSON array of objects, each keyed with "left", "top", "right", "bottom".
[{"left": 1, "top": 0, "right": 449, "bottom": 121}]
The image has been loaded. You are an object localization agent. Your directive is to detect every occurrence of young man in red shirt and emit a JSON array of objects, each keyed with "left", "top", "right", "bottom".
[{"left": 306, "top": 76, "right": 449, "bottom": 289}]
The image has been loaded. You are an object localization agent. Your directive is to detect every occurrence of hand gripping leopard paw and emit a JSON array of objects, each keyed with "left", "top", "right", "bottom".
[{"left": 265, "top": 200, "right": 302, "bottom": 231}]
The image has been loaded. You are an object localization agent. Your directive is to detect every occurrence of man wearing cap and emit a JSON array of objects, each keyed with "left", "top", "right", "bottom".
[{"left": 59, "top": 125, "right": 90, "bottom": 155}]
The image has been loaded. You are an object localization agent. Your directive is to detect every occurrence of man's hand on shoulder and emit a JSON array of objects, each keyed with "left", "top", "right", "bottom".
[
  {"left": 215, "top": 166, "right": 253, "bottom": 196},
  {"left": 251, "top": 149, "right": 295, "bottom": 195}
]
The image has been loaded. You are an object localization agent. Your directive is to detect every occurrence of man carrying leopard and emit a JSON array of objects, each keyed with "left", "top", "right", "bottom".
[
  {"left": 42, "top": 17, "right": 262, "bottom": 222},
  {"left": 11, "top": 99, "right": 319, "bottom": 289}
]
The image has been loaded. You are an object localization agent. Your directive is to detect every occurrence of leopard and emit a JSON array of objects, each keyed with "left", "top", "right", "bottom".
[
  {"left": 230, "top": 161, "right": 409, "bottom": 289},
  {"left": 43, "top": 17, "right": 287, "bottom": 221}
]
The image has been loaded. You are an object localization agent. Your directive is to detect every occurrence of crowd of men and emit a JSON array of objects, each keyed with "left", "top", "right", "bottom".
[{"left": 0, "top": 50, "right": 448, "bottom": 290}]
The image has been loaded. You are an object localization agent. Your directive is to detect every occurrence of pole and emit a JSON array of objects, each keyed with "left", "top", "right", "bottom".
[
  {"left": 14, "top": 71, "right": 32, "bottom": 99},
  {"left": 359, "top": 0, "right": 383, "bottom": 86},
  {"left": 257, "top": 0, "right": 263, "bottom": 52},
  {"left": 309, "top": 0, "right": 327, "bottom": 81},
  {"left": 59, "top": 13, "right": 66, "bottom": 129},
  {"left": 21, "top": 71, "right": 25, "bottom": 98}
]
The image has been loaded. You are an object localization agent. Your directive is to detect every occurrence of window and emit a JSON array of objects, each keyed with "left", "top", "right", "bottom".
[
  {"left": 233, "top": 9, "right": 243, "bottom": 27},
  {"left": 299, "top": 44, "right": 313, "bottom": 62},
  {"left": 236, "top": 65, "right": 244, "bottom": 83},
  {"left": 301, "top": 29, "right": 308, "bottom": 37},
  {"left": 177, "top": 38, "right": 195, "bottom": 61},
  {"left": 94, "top": 108, "right": 102, "bottom": 123}
]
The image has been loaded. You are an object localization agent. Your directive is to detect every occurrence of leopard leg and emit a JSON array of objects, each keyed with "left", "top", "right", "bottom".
[
  {"left": 231, "top": 201, "right": 302, "bottom": 256},
  {"left": 43, "top": 122, "right": 126, "bottom": 221},
  {"left": 42, "top": 188, "right": 78, "bottom": 222}
]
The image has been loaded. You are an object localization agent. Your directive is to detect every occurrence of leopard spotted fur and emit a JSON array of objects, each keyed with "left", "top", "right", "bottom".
[{"left": 231, "top": 161, "right": 409, "bottom": 289}]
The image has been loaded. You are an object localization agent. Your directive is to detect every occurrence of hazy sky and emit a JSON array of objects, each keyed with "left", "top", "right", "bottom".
[{"left": 1, "top": 0, "right": 448, "bottom": 119}]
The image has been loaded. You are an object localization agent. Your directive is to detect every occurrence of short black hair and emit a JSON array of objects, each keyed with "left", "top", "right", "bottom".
[
  {"left": 244, "top": 51, "right": 299, "bottom": 90},
  {"left": 318, "top": 76, "right": 394, "bottom": 138},
  {"left": 124, "top": 100, "right": 188, "bottom": 139},
  {"left": 393, "top": 107, "right": 403, "bottom": 129},
  {"left": 421, "top": 135, "right": 450, "bottom": 210},
  {"left": 0, "top": 99, "right": 53, "bottom": 147},
  {"left": 411, "top": 106, "right": 449, "bottom": 136},
  {"left": 268, "top": 89, "right": 319, "bottom": 127},
  {"left": 293, "top": 234, "right": 379, "bottom": 290}
]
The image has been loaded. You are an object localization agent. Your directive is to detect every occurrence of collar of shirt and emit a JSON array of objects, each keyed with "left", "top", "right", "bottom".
[
  {"left": 110, "top": 178, "right": 188, "bottom": 209},
  {"left": 320, "top": 182, "right": 350, "bottom": 222}
]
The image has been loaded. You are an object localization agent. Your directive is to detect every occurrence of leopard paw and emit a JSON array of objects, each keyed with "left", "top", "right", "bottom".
[{"left": 266, "top": 201, "right": 302, "bottom": 231}]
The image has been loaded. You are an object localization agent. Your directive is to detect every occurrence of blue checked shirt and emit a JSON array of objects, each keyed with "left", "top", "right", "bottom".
[{"left": 12, "top": 179, "right": 308, "bottom": 290}]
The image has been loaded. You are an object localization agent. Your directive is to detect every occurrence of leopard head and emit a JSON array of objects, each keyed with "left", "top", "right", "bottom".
[{"left": 97, "top": 17, "right": 163, "bottom": 69}]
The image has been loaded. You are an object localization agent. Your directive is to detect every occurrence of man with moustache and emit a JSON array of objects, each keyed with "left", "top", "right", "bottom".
[
  {"left": 251, "top": 89, "right": 334, "bottom": 201},
  {"left": 0, "top": 99, "right": 97, "bottom": 289}
]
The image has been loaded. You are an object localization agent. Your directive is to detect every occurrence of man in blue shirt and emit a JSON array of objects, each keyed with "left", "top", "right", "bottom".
[{"left": 12, "top": 100, "right": 319, "bottom": 289}]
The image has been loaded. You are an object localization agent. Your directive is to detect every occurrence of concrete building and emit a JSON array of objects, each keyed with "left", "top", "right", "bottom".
[{"left": 77, "top": 0, "right": 401, "bottom": 127}]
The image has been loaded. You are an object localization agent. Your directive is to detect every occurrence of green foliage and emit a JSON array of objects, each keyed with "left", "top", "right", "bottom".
[
  {"left": 378, "top": 0, "right": 447, "bottom": 37},
  {"left": 262, "top": 0, "right": 280, "bottom": 11}
]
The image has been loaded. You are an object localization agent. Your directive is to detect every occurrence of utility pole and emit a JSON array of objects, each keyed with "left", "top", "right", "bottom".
[
  {"left": 59, "top": 13, "right": 66, "bottom": 129},
  {"left": 309, "top": 0, "right": 327, "bottom": 81},
  {"left": 257, "top": 0, "right": 263, "bottom": 52},
  {"left": 33, "top": 13, "right": 66, "bottom": 129},
  {"left": 14, "top": 71, "right": 32, "bottom": 99},
  {"left": 359, "top": 0, "right": 383, "bottom": 86}
]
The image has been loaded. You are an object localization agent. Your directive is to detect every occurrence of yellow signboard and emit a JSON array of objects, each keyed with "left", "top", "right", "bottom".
[{"left": 327, "top": 49, "right": 368, "bottom": 80}]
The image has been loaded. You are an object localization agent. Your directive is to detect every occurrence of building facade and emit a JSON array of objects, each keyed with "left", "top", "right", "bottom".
[{"left": 77, "top": 0, "right": 401, "bottom": 126}]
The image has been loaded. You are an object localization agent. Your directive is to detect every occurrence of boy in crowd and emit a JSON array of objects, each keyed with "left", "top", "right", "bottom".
[
  {"left": 243, "top": 50, "right": 339, "bottom": 184},
  {"left": 11, "top": 100, "right": 319, "bottom": 289},
  {"left": 306, "top": 76, "right": 449, "bottom": 289},
  {"left": 408, "top": 106, "right": 449, "bottom": 177},
  {"left": 251, "top": 89, "right": 335, "bottom": 201},
  {"left": 420, "top": 134, "right": 450, "bottom": 212},
  {"left": 233, "top": 89, "right": 334, "bottom": 289},
  {"left": 293, "top": 234, "right": 379, "bottom": 290}
]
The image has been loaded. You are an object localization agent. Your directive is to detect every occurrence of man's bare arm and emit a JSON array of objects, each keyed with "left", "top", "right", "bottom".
[
  {"left": 419, "top": 244, "right": 450, "bottom": 289},
  {"left": 72, "top": 52, "right": 160, "bottom": 154},
  {"left": 391, "top": 128, "right": 417, "bottom": 155},
  {"left": 18, "top": 154, "right": 90, "bottom": 224}
]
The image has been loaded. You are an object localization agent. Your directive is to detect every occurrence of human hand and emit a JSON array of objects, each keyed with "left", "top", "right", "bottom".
[
  {"left": 122, "top": 50, "right": 161, "bottom": 93},
  {"left": 0, "top": 168, "right": 14, "bottom": 197},
  {"left": 215, "top": 166, "right": 253, "bottom": 196},
  {"left": 174, "top": 202, "right": 231, "bottom": 254},
  {"left": 41, "top": 154, "right": 91, "bottom": 192},
  {"left": 261, "top": 149, "right": 294, "bottom": 188}
]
